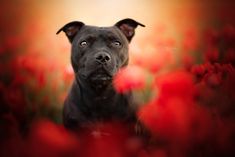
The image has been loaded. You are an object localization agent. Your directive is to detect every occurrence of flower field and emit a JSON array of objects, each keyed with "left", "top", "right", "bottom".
[{"left": 0, "top": 1, "right": 235, "bottom": 157}]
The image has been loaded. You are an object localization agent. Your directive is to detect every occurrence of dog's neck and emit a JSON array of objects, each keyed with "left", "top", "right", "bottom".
[
  {"left": 76, "top": 76, "right": 116, "bottom": 99},
  {"left": 74, "top": 76, "right": 134, "bottom": 121}
]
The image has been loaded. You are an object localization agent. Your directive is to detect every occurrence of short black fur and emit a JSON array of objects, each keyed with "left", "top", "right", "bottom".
[{"left": 57, "top": 18, "right": 144, "bottom": 130}]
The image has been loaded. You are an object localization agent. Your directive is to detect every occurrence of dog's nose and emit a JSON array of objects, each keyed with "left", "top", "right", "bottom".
[{"left": 95, "top": 52, "right": 111, "bottom": 64}]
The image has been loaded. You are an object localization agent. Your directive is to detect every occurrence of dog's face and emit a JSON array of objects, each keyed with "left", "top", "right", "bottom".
[
  {"left": 71, "top": 26, "right": 129, "bottom": 88},
  {"left": 57, "top": 19, "right": 145, "bottom": 90}
]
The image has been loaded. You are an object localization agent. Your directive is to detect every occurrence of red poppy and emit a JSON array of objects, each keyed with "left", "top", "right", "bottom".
[
  {"left": 79, "top": 122, "right": 135, "bottom": 157},
  {"left": 28, "top": 120, "right": 78, "bottom": 157},
  {"left": 182, "top": 54, "right": 194, "bottom": 71},
  {"left": 204, "top": 71, "right": 222, "bottom": 87},
  {"left": 139, "top": 98, "right": 191, "bottom": 143},
  {"left": 182, "top": 28, "right": 198, "bottom": 51},
  {"left": 4, "top": 87, "right": 26, "bottom": 117},
  {"left": 204, "top": 28, "right": 220, "bottom": 47},
  {"left": 222, "top": 25, "right": 235, "bottom": 46},
  {"left": 138, "top": 69, "right": 215, "bottom": 147},
  {"left": 63, "top": 65, "right": 74, "bottom": 84},
  {"left": 154, "top": 70, "right": 195, "bottom": 100},
  {"left": 223, "top": 49, "right": 235, "bottom": 64},
  {"left": 204, "top": 47, "right": 219, "bottom": 63},
  {"left": 113, "top": 65, "right": 146, "bottom": 93},
  {"left": 130, "top": 44, "right": 174, "bottom": 73},
  {"left": 191, "top": 64, "right": 206, "bottom": 80},
  {"left": 139, "top": 97, "right": 213, "bottom": 147}
]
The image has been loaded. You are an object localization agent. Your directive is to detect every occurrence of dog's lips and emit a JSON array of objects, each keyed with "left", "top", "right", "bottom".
[
  {"left": 88, "top": 69, "right": 113, "bottom": 90},
  {"left": 89, "top": 68, "right": 112, "bottom": 82}
]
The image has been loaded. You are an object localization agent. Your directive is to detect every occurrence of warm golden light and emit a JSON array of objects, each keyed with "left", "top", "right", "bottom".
[{"left": 1, "top": 1, "right": 235, "bottom": 157}]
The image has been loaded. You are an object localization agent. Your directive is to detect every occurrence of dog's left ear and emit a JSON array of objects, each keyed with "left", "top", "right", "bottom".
[
  {"left": 115, "top": 18, "right": 145, "bottom": 42},
  {"left": 56, "top": 21, "right": 85, "bottom": 43}
]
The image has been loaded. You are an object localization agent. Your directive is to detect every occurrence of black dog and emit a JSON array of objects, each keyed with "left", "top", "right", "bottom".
[{"left": 57, "top": 18, "right": 145, "bottom": 130}]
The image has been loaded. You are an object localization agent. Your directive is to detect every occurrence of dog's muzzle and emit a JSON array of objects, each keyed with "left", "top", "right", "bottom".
[
  {"left": 94, "top": 52, "right": 111, "bottom": 65},
  {"left": 85, "top": 51, "right": 116, "bottom": 90},
  {"left": 88, "top": 67, "right": 113, "bottom": 90}
]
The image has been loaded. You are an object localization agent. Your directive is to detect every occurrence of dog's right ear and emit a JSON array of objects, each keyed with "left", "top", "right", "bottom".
[
  {"left": 56, "top": 21, "right": 85, "bottom": 43},
  {"left": 115, "top": 18, "right": 145, "bottom": 42}
]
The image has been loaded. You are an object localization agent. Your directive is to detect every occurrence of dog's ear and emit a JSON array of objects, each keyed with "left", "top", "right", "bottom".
[
  {"left": 115, "top": 18, "right": 145, "bottom": 42},
  {"left": 56, "top": 21, "right": 85, "bottom": 43}
]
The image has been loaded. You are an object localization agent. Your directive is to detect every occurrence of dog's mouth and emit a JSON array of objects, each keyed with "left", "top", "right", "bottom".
[
  {"left": 90, "top": 69, "right": 112, "bottom": 80},
  {"left": 88, "top": 68, "right": 113, "bottom": 89}
]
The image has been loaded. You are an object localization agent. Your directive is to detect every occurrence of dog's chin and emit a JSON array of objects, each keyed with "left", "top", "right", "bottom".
[{"left": 88, "top": 70, "right": 113, "bottom": 90}]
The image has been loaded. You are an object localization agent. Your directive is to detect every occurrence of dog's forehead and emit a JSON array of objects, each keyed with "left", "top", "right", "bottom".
[
  {"left": 82, "top": 25, "right": 116, "bottom": 32},
  {"left": 78, "top": 25, "right": 124, "bottom": 39}
]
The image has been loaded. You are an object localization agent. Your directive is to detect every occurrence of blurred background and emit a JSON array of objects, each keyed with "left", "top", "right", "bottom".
[{"left": 0, "top": 0, "right": 235, "bottom": 157}]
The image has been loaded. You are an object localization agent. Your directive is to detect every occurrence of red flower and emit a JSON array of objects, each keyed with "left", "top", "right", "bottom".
[
  {"left": 137, "top": 100, "right": 158, "bottom": 132},
  {"left": 139, "top": 97, "right": 213, "bottom": 147},
  {"left": 192, "top": 63, "right": 235, "bottom": 88},
  {"left": 28, "top": 120, "right": 78, "bottom": 157},
  {"left": 204, "top": 71, "right": 222, "bottom": 87},
  {"left": 4, "top": 87, "right": 26, "bottom": 118},
  {"left": 63, "top": 65, "right": 74, "bottom": 84},
  {"left": 204, "top": 47, "right": 219, "bottom": 63},
  {"left": 154, "top": 70, "right": 195, "bottom": 100},
  {"left": 204, "top": 28, "right": 220, "bottom": 47},
  {"left": 138, "top": 70, "right": 214, "bottom": 147},
  {"left": 113, "top": 65, "right": 146, "bottom": 93},
  {"left": 14, "top": 55, "right": 38, "bottom": 75},
  {"left": 222, "top": 25, "right": 235, "bottom": 46},
  {"left": 191, "top": 64, "right": 206, "bottom": 80},
  {"left": 79, "top": 122, "right": 137, "bottom": 157},
  {"left": 139, "top": 98, "right": 190, "bottom": 142},
  {"left": 223, "top": 49, "right": 235, "bottom": 65},
  {"left": 182, "top": 54, "right": 194, "bottom": 71},
  {"left": 182, "top": 28, "right": 198, "bottom": 51},
  {"left": 130, "top": 44, "right": 174, "bottom": 73}
]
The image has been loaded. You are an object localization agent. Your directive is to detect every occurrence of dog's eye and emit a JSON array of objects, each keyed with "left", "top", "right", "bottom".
[
  {"left": 80, "top": 41, "right": 87, "bottom": 47},
  {"left": 112, "top": 41, "right": 122, "bottom": 47}
]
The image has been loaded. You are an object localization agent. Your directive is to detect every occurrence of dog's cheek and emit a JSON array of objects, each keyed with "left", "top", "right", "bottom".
[
  {"left": 110, "top": 58, "right": 118, "bottom": 74},
  {"left": 71, "top": 54, "right": 79, "bottom": 73},
  {"left": 78, "top": 55, "right": 96, "bottom": 75},
  {"left": 120, "top": 44, "right": 129, "bottom": 65},
  {"left": 119, "top": 50, "right": 129, "bottom": 67},
  {"left": 70, "top": 46, "right": 80, "bottom": 72}
]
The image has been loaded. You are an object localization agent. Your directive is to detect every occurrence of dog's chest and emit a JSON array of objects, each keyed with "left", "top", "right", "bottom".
[{"left": 81, "top": 94, "right": 130, "bottom": 120}]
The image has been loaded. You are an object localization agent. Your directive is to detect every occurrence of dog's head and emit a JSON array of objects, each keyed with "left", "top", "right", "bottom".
[{"left": 57, "top": 19, "right": 144, "bottom": 90}]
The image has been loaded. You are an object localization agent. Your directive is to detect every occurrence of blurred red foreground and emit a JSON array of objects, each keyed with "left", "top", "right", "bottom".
[{"left": 1, "top": 1, "right": 235, "bottom": 157}]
